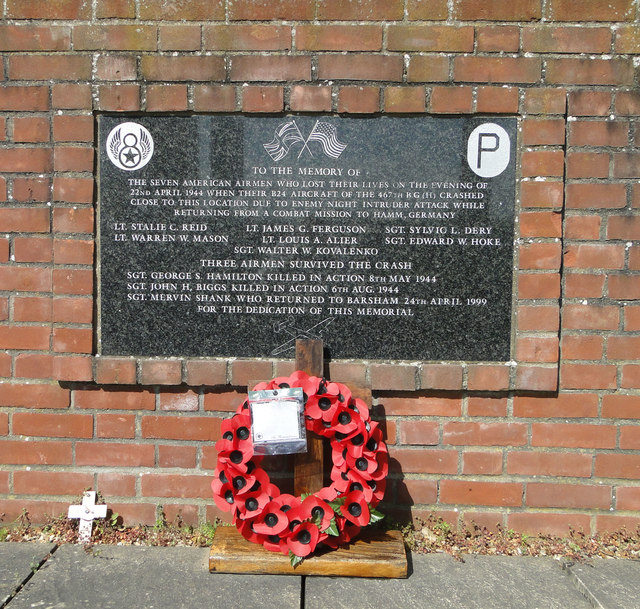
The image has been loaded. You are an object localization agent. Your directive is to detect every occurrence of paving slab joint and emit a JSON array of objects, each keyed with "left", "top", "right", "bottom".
[
  {"left": 561, "top": 561, "right": 606, "bottom": 609},
  {"left": 0, "top": 544, "right": 60, "bottom": 609}
]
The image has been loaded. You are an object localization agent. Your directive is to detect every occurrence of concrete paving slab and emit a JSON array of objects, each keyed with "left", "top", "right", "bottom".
[
  {"left": 9, "top": 545, "right": 301, "bottom": 609},
  {"left": 567, "top": 559, "right": 640, "bottom": 609},
  {"left": 0, "top": 542, "right": 55, "bottom": 606},
  {"left": 305, "top": 553, "right": 593, "bottom": 609}
]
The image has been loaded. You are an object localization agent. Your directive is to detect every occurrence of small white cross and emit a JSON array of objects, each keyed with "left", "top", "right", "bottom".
[{"left": 67, "top": 491, "right": 107, "bottom": 544}]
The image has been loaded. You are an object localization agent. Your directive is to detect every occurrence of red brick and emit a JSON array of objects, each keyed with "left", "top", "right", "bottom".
[
  {"left": 407, "top": 0, "right": 447, "bottom": 19},
  {"left": 566, "top": 184, "right": 627, "bottom": 209},
  {"left": 0, "top": 267, "right": 51, "bottom": 293},
  {"left": 430, "top": 87, "right": 473, "bottom": 113},
  {"left": 608, "top": 336, "right": 640, "bottom": 360},
  {"left": 617, "top": 487, "right": 640, "bottom": 511},
  {"left": 566, "top": 152, "right": 610, "bottom": 179},
  {"left": 13, "top": 412, "right": 92, "bottom": 438},
  {"left": 519, "top": 210, "right": 562, "bottom": 237},
  {"left": 53, "top": 115, "right": 93, "bottom": 143},
  {"left": 616, "top": 25, "right": 640, "bottom": 53},
  {"left": 97, "top": 473, "right": 137, "bottom": 497},
  {"left": 15, "top": 354, "right": 53, "bottom": 379},
  {"left": 476, "top": 87, "right": 519, "bottom": 114},
  {"left": 375, "top": 395, "right": 462, "bottom": 417},
  {"left": 289, "top": 86, "right": 332, "bottom": 112},
  {"left": 517, "top": 273, "right": 561, "bottom": 299},
  {"left": 12, "top": 117, "right": 50, "bottom": 143},
  {"left": 202, "top": 24, "right": 290, "bottom": 51},
  {"left": 139, "top": 0, "right": 224, "bottom": 20},
  {"left": 508, "top": 513, "right": 591, "bottom": 537},
  {"left": 75, "top": 25, "right": 157, "bottom": 51},
  {"left": 454, "top": 56, "right": 540, "bottom": 83},
  {"left": 560, "top": 335, "right": 604, "bottom": 360},
  {"left": 570, "top": 121, "right": 629, "bottom": 147},
  {"left": 514, "top": 366, "right": 558, "bottom": 392},
  {"left": 602, "top": 394, "right": 640, "bottom": 419},
  {"left": 159, "top": 389, "right": 199, "bottom": 412},
  {"left": 0, "top": 439, "right": 71, "bottom": 465},
  {"left": 609, "top": 275, "right": 640, "bottom": 300},
  {"left": 9, "top": 55, "right": 91, "bottom": 80},
  {"left": 146, "top": 85, "right": 188, "bottom": 111},
  {"left": 53, "top": 355, "right": 93, "bottom": 382},
  {"left": 163, "top": 504, "right": 199, "bottom": 527},
  {"left": 140, "top": 359, "right": 182, "bottom": 385},
  {"left": 468, "top": 397, "right": 508, "bottom": 417},
  {"left": 396, "top": 479, "right": 438, "bottom": 505},
  {"left": 141, "top": 56, "right": 225, "bottom": 81},
  {"left": 595, "top": 454, "right": 640, "bottom": 479},
  {"left": 233, "top": 56, "right": 310, "bottom": 82},
  {"left": 0, "top": 86, "right": 49, "bottom": 111},
  {"left": 564, "top": 273, "right": 606, "bottom": 298},
  {"left": 622, "top": 364, "right": 640, "bottom": 388},
  {"left": 142, "top": 415, "right": 221, "bottom": 441},
  {"left": 0, "top": 24, "right": 70, "bottom": 51},
  {"left": 337, "top": 86, "right": 380, "bottom": 113},
  {"left": 519, "top": 242, "right": 561, "bottom": 270},
  {"left": 12, "top": 298, "right": 53, "bottom": 322},
  {"left": 443, "top": 422, "right": 526, "bottom": 447},
  {"left": 467, "top": 364, "right": 510, "bottom": 391},
  {"left": 53, "top": 269, "right": 93, "bottom": 296},
  {"left": 533, "top": 422, "right": 616, "bottom": 449},
  {"left": 455, "top": 0, "right": 541, "bottom": 20},
  {"left": 107, "top": 503, "right": 157, "bottom": 526},
  {"left": 0, "top": 239, "right": 6, "bottom": 263},
  {"left": 568, "top": 90, "right": 612, "bottom": 116},
  {"left": 317, "top": 0, "right": 403, "bottom": 20},
  {"left": 75, "top": 387, "right": 155, "bottom": 410},
  {"left": 54, "top": 147, "right": 94, "bottom": 173},
  {"left": 440, "top": 480, "right": 522, "bottom": 507},
  {"left": 564, "top": 215, "right": 601, "bottom": 240},
  {"left": 203, "top": 389, "right": 251, "bottom": 413},
  {"left": 524, "top": 88, "right": 567, "bottom": 115},
  {"left": 14, "top": 237, "right": 53, "bottom": 262},
  {"left": 12, "top": 178, "right": 50, "bottom": 202},
  {"left": 407, "top": 56, "right": 449, "bottom": 83},
  {"left": 241, "top": 86, "right": 283, "bottom": 113},
  {"left": 98, "top": 84, "right": 141, "bottom": 112},
  {"left": 96, "top": 56, "right": 137, "bottom": 81},
  {"left": 420, "top": 364, "right": 463, "bottom": 391},
  {"left": 317, "top": 55, "right": 403, "bottom": 81},
  {"left": 7, "top": 0, "right": 90, "bottom": 18},
  {"left": 94, "top": 358, "right": 135, "bottom": 385},
  {"left": 560, "top": 364, "right": 617, "bottom": 390},
  {"left": 523, "top": 26, "right": 611, "bottom": 53},
  {"left": 296, "top": 25, "right": 379, "bottom": 51},
  {"left": 370, "top": 364, "right": 417, "bottom": 391},
  {"left": 528, "top": 483, "right": 611, "bottom": 509},
  {"left": 608, "top": 216, "right": 640, "bottom": 240},
  {"left": 96, "top": 413, "right": 135, "bottom": 439},
  {"left": 516, "top": 307, "right": 558, "bottom": 330},
  {"left": 230, "top": 359, "right": 273, "bottom": 387},
  {"left": 14, "top": 471, "right": 93, "bottom": 495},
  {"left": 141, "top": 473, "right": 211, "bottom": 498},
  {"left": 391, "top": 448, "right": 457, "bottom": 475},
  {"left": 159, "top": 25, "right": 201, "bottom": 51},
  {"left": 507, "top": 451, "right": 592, "bottom": 477},
  {"left": 522, "top": 119, "right": 566, "bottom": 146},
  {"left": 0, "top": 325, "right": 50, "bottom": 350},
  {"left": 547, "top": 0, "right": 635, "bottom": 21},
  {"left": 387, "top": 25, "right": 473, "bottom": 52},
  {"left": 52, "top": 84, "right": 92, "bottom": 110},
  {"left": 515, "top": 337, "right": 559, "bottom": 363},
  {"left": 563, "top": 304, "right": 619, "bottom": 330},
  {"left": 616, "top": 91, "right": 640, "bottom": 116},
  {"left": 384, "top": 87, "right": 426, "bottom": 113},
  {"left": 0, "top": 147, "right": 52, "bottom": 173},
  {"left": 614, "top": 153, "right": 640, "bottom": 179},
  {"left": 184, "top": 360, "right": 226, "bottom": 386},
  {"left": 564, "top": 244, "right": 624, "bottom": 269},
  {"left": 53, "top": 298, "right": 93, "bottom": 324},
  {"left": 520, "top": 181, "right": 564, "bottom": 209},
  {"left": 53, "top": 238, "right": 93, "bottom": 265},
  {"left": 76, "top": 442, "right": 155, "bottom": 467},
  {"left": 230, "top": 0, "right": 313, "bottom": 20},
  {"left": 462, "top": 451, "right": 502, "bottom": 475},
  {"left": 521, "top": 150, "right": 564, "bottom": 177},
  {"left": 620, "top": 426, "right": 640, "bottom": 449},
  {"left": 157, "top": 445, "right": 197, "bottom": 468},
  {"left": 547, "top": 58, "right": 633, "bottom": 85},
  {"left": 398, "top": 421, "right": 439, "bottom": 445},
  {"left": 192, "top": 85, "right": 236, "bottom": 112},
  {"left": 476, "top": 26, "right": 520, "bottom": 52},
  {"left": 97, "top": 0, "right": 135, "bottom": 18}
]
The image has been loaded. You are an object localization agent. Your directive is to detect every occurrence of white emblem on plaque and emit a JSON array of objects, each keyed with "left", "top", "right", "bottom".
[
  {"left": 466, "top": 123, "right": 510, "bottom": 178},
  {"left": 264, "top": 120, "right": 346, "bottom": 161},
  {"left": 106, "top": 122, "right": 154, "bottom": 171}
]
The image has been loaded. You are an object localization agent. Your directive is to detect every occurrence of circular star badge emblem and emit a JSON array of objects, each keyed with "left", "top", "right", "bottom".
[{"left": 106, "top": 122, "right": 154, "bottom": 171}]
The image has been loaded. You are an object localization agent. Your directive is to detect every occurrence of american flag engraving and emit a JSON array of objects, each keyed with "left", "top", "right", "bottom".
[{"left": 263, "top": 120, "right": 347, "bottom": 161}]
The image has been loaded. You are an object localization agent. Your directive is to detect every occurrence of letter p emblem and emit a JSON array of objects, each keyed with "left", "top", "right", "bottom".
[{"left": 467, "top": 123, "right": 511, "bottom": 178}]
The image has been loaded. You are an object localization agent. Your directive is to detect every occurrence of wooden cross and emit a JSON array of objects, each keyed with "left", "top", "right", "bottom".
[{"left": 67, "top": 491, "right": 107, "bottom": 544}]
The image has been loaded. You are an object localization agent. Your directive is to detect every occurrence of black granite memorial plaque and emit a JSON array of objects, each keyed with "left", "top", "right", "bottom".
[{"left": 98, "top": 115, "right": 517, "bottom": 361}]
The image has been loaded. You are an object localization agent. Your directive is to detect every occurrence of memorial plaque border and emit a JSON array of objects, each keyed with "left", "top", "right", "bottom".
[{"left": 79, "top": 109, "right": 563, "bottom": 393}]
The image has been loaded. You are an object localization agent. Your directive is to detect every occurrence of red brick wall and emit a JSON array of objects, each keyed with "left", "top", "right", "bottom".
[{"left": 0, "top": 0, "right": 638, "bottom": 535}]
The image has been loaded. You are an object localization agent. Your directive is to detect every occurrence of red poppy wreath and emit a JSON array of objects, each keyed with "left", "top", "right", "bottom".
[{"left": 211, "top": 371, "right": 388, "bottom": 566}]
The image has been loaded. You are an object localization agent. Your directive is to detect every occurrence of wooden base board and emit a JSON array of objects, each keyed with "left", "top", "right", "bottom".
[{"left": 209, "top": 526, "right": 407, "bottom": 578}]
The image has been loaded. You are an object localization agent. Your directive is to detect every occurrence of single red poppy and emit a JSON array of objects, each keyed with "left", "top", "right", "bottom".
[
  {"left": 300, "top": 495, "right": 333, "bottom": 531},
  {"left": 211, "top": 479, "right": 236, "bottom": 512},
  {"left": 235, "top": 487, "right": 270, "bottom": 518},
  {"left": 252, "top": 500, "right": 290, "bottom": 536},
  {"left": 340, "top": 490, "right": 370, "bottom": 527},
  {"left": 287, "top": 521, "right": 321, "bottom": 557}
]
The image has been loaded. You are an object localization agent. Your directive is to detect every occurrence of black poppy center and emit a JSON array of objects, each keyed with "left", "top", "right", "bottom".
[
  {"left": 264, "top": 513, "right": 278, "bottom": 527},
  {"left": 351, "top": 433, "right": 364, "bottom": 446},
  {"left": 297, "top": 529, "right": 312, "bottom": 545},
  {"left": 219, "top": 470, "right": 228, "bottom": 484},
  {"left": 268, "top": 534, "right": 280, "bottom": 543},
  {"left": 289, "top": 519, "right": 301, "bottom": 532},
  {"left": 278, "top": 382, "right": 290, "bottom": 388},
  {"left": 350, "top": 482, "right": 363, "bottom": 492},
  {"left": 224, "top": 490, "right": 234, "bottom": 504},
  {"left": 281, "top": 504, "right": 292, "bottom": 513},
  {"left": 348, "top": 502, "right": 362, "bottom": 517},
  {"left": 318, "top": 397, "right": 332, "bottom": 411},
  {"left": 230, "top": 450, "right": 243, "bottom": 464},
  {"left": 366, "top": 438, "right": 378, "bottom": 451},
  {"left": 311, "top": 506, "right": 325, "bottom": 520},
  {"left": 338, "top": 412, "right": 351, "bottom": 425},
  {"left": 246, "top": 497, "right": 259, "bottom": 511},
  {"left": 232, "top": 476, "right": 246, "bottom": 490},
  {"left": 223, "top": 431, "right": 233, "bottom": 441},
  {"left": 356, "top": 458, "right": 368, "bottom": 471},
  {"left": 335, "top": 431, "right": 347, "bottom": 441},
  {"left": 236, "top": 426, "right": 250, "bottom": 440}
]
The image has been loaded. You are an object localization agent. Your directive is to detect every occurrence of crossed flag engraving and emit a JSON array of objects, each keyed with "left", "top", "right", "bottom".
[{"left": 263, "top": 120, "right": 347, "bottom": 162}]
